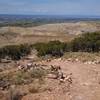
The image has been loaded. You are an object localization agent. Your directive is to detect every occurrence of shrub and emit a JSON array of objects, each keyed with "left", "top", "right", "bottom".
[
  {"left": 13, "top": 71, "right": 25, "bottom": 85},
  {"left": 0, "top": 32, "right": 99, "bottom": 59},
  {"left": 33, "top": 41, "right": 68, "bottom": 57},
  {"left": 30, "top": 68, "right": 46, "bottom": 79},
  {"left": 0, "top": 44, "right": 31, "bottom": 60},
  {"left": 33, "top": 32, "right": 100, "bottom": 57},
  {"left": 71, "top": 32, "right": 100, "bottom": 52},
  {"left": 13, "top": 71, "right": 33, "bottom": 85}
]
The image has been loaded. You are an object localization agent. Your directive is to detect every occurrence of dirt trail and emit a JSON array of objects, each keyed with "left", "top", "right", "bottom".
[
  {"left": 22, "top": 59, "right": 100, "bottom": 100},
  {"left": 48, "top": 59, "right": 100, "bottom": 100}
]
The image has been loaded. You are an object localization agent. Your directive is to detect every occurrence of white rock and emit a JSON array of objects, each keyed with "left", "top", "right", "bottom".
[
  {"left": 75, "top": 58, "right": 79, "bottom": 62},
  {"left": 67, "top": 58, "right": 72, "bottom": 61}
]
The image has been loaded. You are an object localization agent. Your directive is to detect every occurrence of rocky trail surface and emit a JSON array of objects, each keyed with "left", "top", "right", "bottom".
[{"left": 22, "top": 59, "right": 100, "bottom": 100}]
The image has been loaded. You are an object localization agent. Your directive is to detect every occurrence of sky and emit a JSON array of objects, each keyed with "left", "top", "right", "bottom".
[{"left": 0, "top": 0, "right": 100, "bottom": 16}]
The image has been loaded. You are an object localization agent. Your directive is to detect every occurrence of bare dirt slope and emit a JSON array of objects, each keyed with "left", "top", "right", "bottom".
[
  {"left": 0, "top": 54, "right": 100, "bottom": 100},
  {"left": 22, "top": 59, "right": 100, "bottom": 100}
]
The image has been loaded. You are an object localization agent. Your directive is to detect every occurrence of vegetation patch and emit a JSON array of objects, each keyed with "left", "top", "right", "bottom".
[
  {"left": 0, "top": 67, "right": 47, "bottom": 88},
  {"left": 0, "top": 44, "right": 31, "bottom": 60},
  {"left": 63, "top": 52, "right": 100, "bottom": 62},
  {"left": 0, "top": 32, "right": 99, "bottom": 60},
  {"left": 71, "top": 32, "right": 100, "bottom": 52},
  {"left": 30, "top": 68, "right": 47, "bottom": 79},
  {"left": 33, "top": 32, "right": 100, "bottom": 57},
  {"left": 33, "top": 41, "right": 68, "bottom": 57}
]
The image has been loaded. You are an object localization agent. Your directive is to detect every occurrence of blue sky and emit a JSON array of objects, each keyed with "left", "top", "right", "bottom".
[{"left": 0, "top": 0, "right": 100, "bottom": 16}]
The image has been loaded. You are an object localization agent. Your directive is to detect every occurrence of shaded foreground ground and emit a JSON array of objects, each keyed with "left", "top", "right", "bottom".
[{"left": 0, "top": 56, "right": 100, "bottom": 100}]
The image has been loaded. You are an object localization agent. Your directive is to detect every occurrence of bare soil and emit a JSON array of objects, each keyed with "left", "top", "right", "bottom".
[
  {"left": 0, "top": 55, "right": 100, "bottom": 100},
  {"left": 21, "top": 58, "right": 100, "bottom": 100}
]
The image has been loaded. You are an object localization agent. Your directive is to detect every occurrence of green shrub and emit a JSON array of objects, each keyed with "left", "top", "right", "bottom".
[
  {"left": 33, "top": 32, "right": 100, "bottom": 57},
  {"left": 33, "top": 41, "right": 67, "bottom": 57},
  {"left": 0, "top": 44, "right": 31, "bottom": 60},
  {"left": 0, "top": 32, "right": 99, "bottom": 60},
  {"left": 30, "top": 68, "right": 46, "bottom": 79},
  {"left": 71, "top": 32, "right": 100, "bottom": 52}
]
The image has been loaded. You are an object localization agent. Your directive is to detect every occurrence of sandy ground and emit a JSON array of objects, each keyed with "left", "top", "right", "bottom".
[{"left": 22, "top": 59, "right": 100, "bottom": 100}]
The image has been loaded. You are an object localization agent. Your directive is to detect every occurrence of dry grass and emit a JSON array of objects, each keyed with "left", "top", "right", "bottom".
[
  {"left": 0, "top": 67, "right": 47, "bottom": 89},
  {"left": 1, "top": 21, "right": 100, "bottom": 47},
  {"left": 63, "top": 52, "right": 100, "bottom": 62}
]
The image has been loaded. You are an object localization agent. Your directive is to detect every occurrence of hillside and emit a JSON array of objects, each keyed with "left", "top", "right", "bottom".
[
  {"left": 0, "top": 55, "right": 100, "bottom": 100},
  {"left": 0, "top": 22, "right": 100, "bottom": 47},
  {"left": 0, "top": 21, "right": 100, "bottom": 100}
]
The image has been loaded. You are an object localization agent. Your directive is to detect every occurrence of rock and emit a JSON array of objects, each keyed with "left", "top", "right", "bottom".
[
  {"left": 94, "top": 60, "right": 100, "bottom": 64},
  {"left": 75, "top": 58, "right": 79, "bottom": 62},
  {"left": 18, "top": 65, "right": 25, "bottom": 70},
  {"left": 88, "top": 61, "right": 92, "bottom": 64},
  {"left": 67, "top": 58, "right": 72, "bottom": 61},
  {"left": 1, "top": 59, "right": 11, "bottom": 63},
  {"left": 59, "top": 79, "right": 65, "bottom": 83},
  {"left": 84, "top": 60, "right": 100, "bottom": 65},
  {"left": 0, "top": 80, "right": 10, "bottom": 90},
  {"left": 84, "top": 61, "right": 93, "bottom": 65},
  {"left": 46, "top": 74, "right": 57, "bottom": 79},
  {"left": 65, "top": 73, "right": 73, "bottom": 83},
  {"left": 50, "top": 65, "right": 61, "bottom": 72}
]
